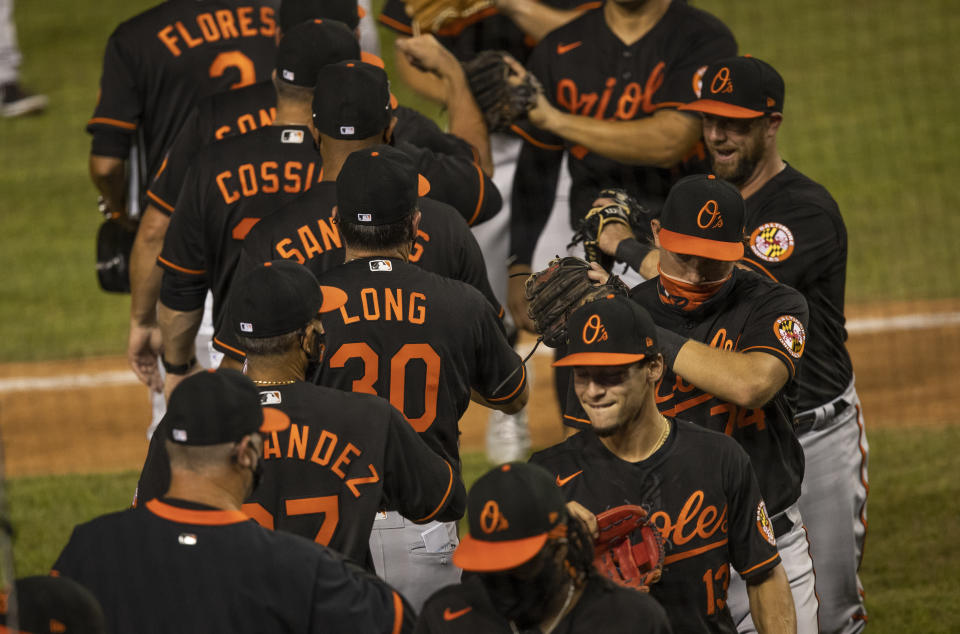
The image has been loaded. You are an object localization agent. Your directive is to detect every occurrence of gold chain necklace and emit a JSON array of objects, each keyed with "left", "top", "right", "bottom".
[
  {"left": 250, "top": 379, "right": 297, "bottom": 385},
  {"left": 651, "top": 416, "right": 670, "bottom": 454}
]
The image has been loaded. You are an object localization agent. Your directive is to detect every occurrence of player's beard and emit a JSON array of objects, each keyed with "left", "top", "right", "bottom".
[{"left": 708, "top": 126, "right": 766, "bottom": 187}]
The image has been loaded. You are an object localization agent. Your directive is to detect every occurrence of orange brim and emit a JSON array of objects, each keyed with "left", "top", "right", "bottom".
[
  {"left": 679, "top": 99, "right": 764, "bottom": 119},
  {"left": 318, "top": 285, "right": 348, "bottom": 313},
  {"left": 658, "top": 227, "right": 744, "bottom": 261},
  {"left": 417, "top": 174, "right": 431, "bottom": 196},
  {"left": 453, "top": 533, "right": 548, "bottom": 572},
  {"left": 552, "top": 352, "right": 646, "bottom": 367},
  {"left": 260, "top": 407, "right": 291, "bottom": 433},
  {"left": 361, "top": 51, "right": 384, "bottom": 68}
]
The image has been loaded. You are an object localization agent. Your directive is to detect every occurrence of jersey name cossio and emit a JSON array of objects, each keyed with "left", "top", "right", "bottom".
[
  {"left": 89, "top": 0, "right": 279, "bottom": 185},
  {"left": 158, "top": 125, "right": 322, "bottom": 330},
  {"left": 530, "top": 421, "right": 781, "bottom": 634},
  {"left": 147, "top": 80, "right": 276, "bottom": 214},
  {"left": 631, "top": 268, "right": 808, "bottom": 515},
  {"left": 741, "top": 164, "right": 853, "bottom": 410},
  {"left": 523, "top": 2, "right": 736, "bottom": 218},
  {"left": 243, "top": 383, "right": 462, "bottom": 566},
  {"left": 316, "top": 259, "right": 526, "bottom": 468},
  {"left": 416, "top": 574, "right": 671, "bottom": 633}
]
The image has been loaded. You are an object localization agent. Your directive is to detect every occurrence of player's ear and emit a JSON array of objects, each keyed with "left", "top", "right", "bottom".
[
  {"left": 650, "top": 218, "right": 662, "bottom": 248},
  {"left": 384, "top": 116, "right": 398, "bottom": 144},
  {"left": 647, "top": 354, "right": 665, "bottom": 384},
  {"left": 765, "top": 113, "right": 783, "bottom": 138}
]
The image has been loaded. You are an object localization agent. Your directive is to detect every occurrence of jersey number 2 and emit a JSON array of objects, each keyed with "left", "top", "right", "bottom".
[
  {"left": 209, "top": 51, "right": 256, "bottom": 90},
  {"left": 242, "top": 496, "right": 339, "bottom": 546},
  {"left": 329, "top": 342, "right": 441, "bottom": 432}
]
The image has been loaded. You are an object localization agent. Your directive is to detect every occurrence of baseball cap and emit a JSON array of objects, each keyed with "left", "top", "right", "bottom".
[
  {"left": 312, "top": 61, "right": 393, "bottom": 139},
  {"left": 553, "top": 295, "right": 659, "bottom": 366},
  {"left": 231, "top": 260, "right": 347, "bottom": 338},
  {"left": 658, "top": 174, "right": 745, "bottom": 261},
  {"left": 680, "top": 56, "right": 785, "bottom": 119},
  {"left": 164, "top": 369, "right": 290, "bottom": 446},
  {"left": 279, "top": 0, "right": 364, "bottom": 31},
  {"left": 275, "top": 20, "right": 360, "bottom": 87},
  {"left": 336, "top": 144, "right": 431, "bottom": 226},
  {"left": 453, "top": 463, "right": 567, "bottom": 572},
  {"left": 1, "top": 576, "right": 105, "bottom": 634}
]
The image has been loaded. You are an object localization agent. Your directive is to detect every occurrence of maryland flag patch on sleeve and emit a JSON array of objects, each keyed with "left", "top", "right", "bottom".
[
  {"left": 756, "top": 500, "right": 776, "bottom": 546},
  {"left": 773, "top": 315, "right": 806, "bottom": 359}
]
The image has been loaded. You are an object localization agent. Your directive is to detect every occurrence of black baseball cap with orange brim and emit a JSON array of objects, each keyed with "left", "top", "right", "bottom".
[
  {"left": 453, "top": 463, "right": 567, "bottom": 572},
  {"left": 679, "top": 55, "right": 784, "bottom": 119},
  {"left": 657, "top": 174, "right": 746, "bottom": 262},
  {"left": 553, "top": 295, "right": 659, "bottom": 367}
]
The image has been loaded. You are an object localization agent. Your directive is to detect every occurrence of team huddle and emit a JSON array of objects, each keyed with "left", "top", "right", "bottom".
[{"left": 27, "top": 0, "right": 870, "bottom": 632}]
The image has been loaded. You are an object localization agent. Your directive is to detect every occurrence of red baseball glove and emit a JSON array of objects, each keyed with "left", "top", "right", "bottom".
[{"left": 593, "top": 504, "right": 665, "bottom": 592}]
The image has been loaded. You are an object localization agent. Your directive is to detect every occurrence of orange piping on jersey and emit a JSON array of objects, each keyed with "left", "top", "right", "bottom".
[
  {"left": 740, "top": 257, "right": 779, "bottom": 282},
  {"left": 801, "top": 523, "right": 821, "bottom": 631},
  {"left": 855, "top": 404, "right": 869, "bottom": 568},
  {"left": 88, "top": 116, "right": 137, "bottom": 130},
  {"left": 377, "top": 13, "right": 413, "bottom": 34},
  {"left": 146, "top": 498, "right": 248, "bottom": 525},
  {"left": 213, "top": 336, "right": 247, "bottom": 359},
  {"left": 573, "top": 1, "right": 602, "bottom": 10},
  {"left": 651, "top": 101, "right": 687, "bottom": 110},
  {"left": 467, "top": 162, "right": 485, "bottom": 226},
  {"left": 509, "top": 124, "right": 564, "bottom": 151},
  {"left": 739, "top": 551, "right": 780, "bottom": 576},
  {"left": 154, "top": 155, "right": 169, "bottom": 179},
  {"left": 497, "top": 305, "right": 505, "bottom": 320},
  {"left": 486, "top": 365, "right": 526, "bottom": 402},
  {"left": 739, "top": 345, "right": 796, "bottom": 377},
  {"left": 49, "top": 569, "right": 61, "bottom": 577},
  {"left": 391, "top": 591, "right": 404, "bottom": 634},
  {"left": 416, "top": 460, "right": 455, "bottom": 523},
  {"left": 157, "top": 256, "right": 205, "bottom": 275},
  {"left": 147, "top": 190, "right": 175, "bottom": 213},
  {"left": 659, "top": 392, "right": 713, "bottom": 417},
  {"left": 563, "top": 413, "right": 592, "bottom": 426},
  {"left": 662, "top": 537, "right": 727, "bottom": 565}
]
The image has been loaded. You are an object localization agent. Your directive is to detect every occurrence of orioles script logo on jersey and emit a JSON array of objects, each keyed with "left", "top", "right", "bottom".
[
  {"left": 555, "top": 61, "right": 667, "bottom": 121},
  {"left": 216, "top": 160, "right": 320, "bottom": 205},
  {"left": 773, "top": 315, "right": 806, "bottom": 359},
  {"left": 582, "top": 314, "right": 608, "bottom": 344},
  {"left": 755, "top": 500, "right": 776, "bottom": 547},
  {"left": 156, "top": 6, "right": 276, "bottom": 58},
  {"left": 649, "top": 490, "right": 728, "bottom": 548},
  {"left": 479, "top": 500, "right": 510, "bottom": 534},
  {"left": 697, "top": 200, "right": 724, "bottom": 230},
  {"left": 709, "top": 66, "right": 734, "bottom": 95},
  {"left": 749, "top": 222, "right": 795, "bottom": 262}
]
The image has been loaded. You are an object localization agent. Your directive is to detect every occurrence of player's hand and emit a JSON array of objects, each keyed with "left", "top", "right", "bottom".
[
  {"left": 163, "top": 365, "right": 202, "bottom": 403},
  {"left": 508, "top": 263, "right": 537, "bottom": 334},
  {"left": 128, "top": 322, "right": 164, "bottom": 393},
  {"left": 586, "top": 261, "right": 611, "bottom": 285},
  {"left": 566, "top": 500, "right": 598, "bottom": 539},
  {"left": 396, "top": 35, "right": 461, "bottom": 80}
]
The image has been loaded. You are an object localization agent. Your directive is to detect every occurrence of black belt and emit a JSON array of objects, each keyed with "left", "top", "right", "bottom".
[
  {"left": 773, "top": 513, "right": 793, "bottom": 539},
  {"left": 794, "top": 397, "right": 850, "bottom": 432}
]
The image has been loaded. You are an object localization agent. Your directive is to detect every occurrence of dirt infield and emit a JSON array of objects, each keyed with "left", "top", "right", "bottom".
[{"left": 2, "top": 300, "right": 958, "bottom": 478}]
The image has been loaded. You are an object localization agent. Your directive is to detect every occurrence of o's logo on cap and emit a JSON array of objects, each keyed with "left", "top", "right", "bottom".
[
  {"left": 697, "top": 200, "right": 724, "bottom": 230},
  {"left": 479, "top": 500, "right": 509, "bottom": 534},
  {"left": 582, "top": 314, "right": 608, "bottom": 344},
  {"left": 710, "top": 66, "right": 734, "bottom": 94}
]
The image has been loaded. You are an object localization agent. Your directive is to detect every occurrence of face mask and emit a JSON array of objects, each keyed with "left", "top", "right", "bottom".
[{"left": 480, "top": 546, "right": 568, "bottom": 630}]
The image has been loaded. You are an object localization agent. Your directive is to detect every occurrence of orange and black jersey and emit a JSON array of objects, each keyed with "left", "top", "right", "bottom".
[
  {"left": 530, "top": 421, "right": 781, "bottom": 634},
  {"left": 510, "top": 1, "right": 736, "bottom": 265},
  {"left": 52, "top": 498, "right": 414, "bottom": 633},
  {"left": 158, "top": 124, "right": 321, "bottom": 331},
  {"left": 316, "top": 258, "right": 526, "bottom": 469},
  {"left": 88, "top": 0, "right": 279, "bottom": 191},
  {"left": 741, "top": 164, "right": 853, "bottom": 410},
  {"left": 213, "top": 185, "right": 502, "bottom": 361},
  {"left": 415, "top": 574, "right": 671, "bottom": 633}
]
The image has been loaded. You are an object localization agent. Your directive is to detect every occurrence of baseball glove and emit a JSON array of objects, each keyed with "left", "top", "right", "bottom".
[
  {"left": 524, "top": 256, "right": 627, "bottom": 348},
  {"left": 569, "top": 188, "right": 655, "bottom": 270},
  {"left": 593, "top": 504, "right": 665, "bottom": 592},
  {"left": 462, "top": 50, "right": 542, "bottom": 133},
  {"left": 403, "top": 0, "right": 493, "bottom": 34}
]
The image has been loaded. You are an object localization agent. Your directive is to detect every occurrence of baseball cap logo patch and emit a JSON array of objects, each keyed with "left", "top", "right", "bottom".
[
  {"left": 582, "top": 314, "right": 609, "bottom": 345},
  {"left": 774, "top": 315, "right": 806, "bottom": 359},
  {"left": 282, "top": 69, "right": 295, "bottom": 82},
  {"left": 240, "top": 322, "right": 253, "bottom": 333},
  {"left": 710, "top": 66, "right": 734, "bottom": 94},
  {"left": 696, "top": 200, "right": 724, "bottom": 230},
  {"left": 340, "top": 126, "right": 355, "bottom": 136},
  {"left": 479, "top": 500, "right": 510, "bottom": 534},
  {"left": 357, "top": 213, "right": 372, "bottom": 222}
]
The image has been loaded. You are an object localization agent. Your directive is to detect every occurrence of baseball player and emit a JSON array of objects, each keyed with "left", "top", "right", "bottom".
[
  {"left": 212, "top": 61, "right": 502, "bottom": 365},
  {"left": 676, "top": 57, "right": 869, "bottom": 633},
  {"left": 137, "top": 261, "right": 466, "bottom": 568},
  {"left": 317, "top": 144, "right": 528, "bottom": 608},
  {"left": 53, "top": 369, "right": 415, "bottom": 634},
  {"left": 416, "top": 462, "right": 672, "bottom": 633},
  {"left": 565, "top": 174, "right": 818, "bottom": 632},
  {"left": 531, "top": 295, "right": 796, "bottom": 633}
]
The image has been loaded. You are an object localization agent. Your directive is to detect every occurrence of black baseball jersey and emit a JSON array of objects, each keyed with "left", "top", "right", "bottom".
[
  {"left": 740, "top": 164, "right": 853, "bottom": 410},
  {"left": 52, "top": 497, "right": 413, "bottom": 633},
  {"left": 89, "top": 0, "right": 279, "bottom": 191},
  {"left": 415, "top": 574, "right": 671, "bottom": 633},
  {"left": 213, "top": 184, "right": 502, "bottom": 361},
  {"left": 510, "top": 1, "right": 736, "bottom": 265},
  {"left": 531, "top": 420, "right": 781, "bottom": 633},
  {"left": 158, "top": 124, "right": 322, "bottom": 330},
  {"left": 316, "top": 258, "right": 526, "bottom": 468}
]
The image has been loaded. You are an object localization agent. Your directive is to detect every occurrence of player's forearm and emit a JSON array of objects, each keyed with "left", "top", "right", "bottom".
[
  {"left": 471, "top": 383, "right": 529, "bottom": 414},
  {"left": 157, "top": 304, "right": 202, "bottom": 365},
  {"left": 443, "top": 71, "right": 494, "bottom": 177},
  {"left": 129, "top": 206, "right": 170, "bottom": 326},
  {"left": 89, "top": 154, "right": 127, "bottom": 216},
  {"left": 394, "top": 41, "right": 449, "bottom": 104},
  {"left": 669, "top": 338, "right": 788, "bottom": 409},
  {"left": 746, "top": 564, "right": 797, "bottom": 634},
  {"left": 495, "top": 0, "right": 585, "bottom": 42},
  {"left": 533, "top": 108, "right": 701, "bottom": 167}
]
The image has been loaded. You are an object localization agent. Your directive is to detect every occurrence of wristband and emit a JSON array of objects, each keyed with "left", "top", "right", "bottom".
[
  {"left": 615, "top": 238, "right": 653, "bottom": 274},
  {"left": 161, "top": 355, "right": 197, "bottom": 376},
  {"left": 656, "top": 326, "right": 687, "bottom": 369}
]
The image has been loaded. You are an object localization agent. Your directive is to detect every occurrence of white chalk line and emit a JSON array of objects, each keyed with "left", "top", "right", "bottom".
[{"left": 1, "top": 311, "right": 959, "bottom": 394}]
